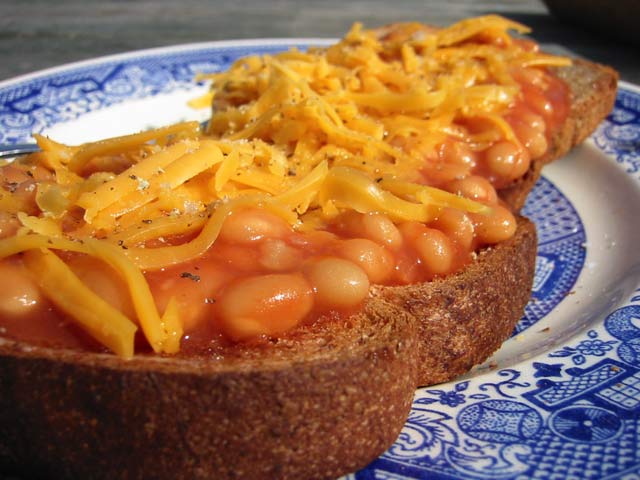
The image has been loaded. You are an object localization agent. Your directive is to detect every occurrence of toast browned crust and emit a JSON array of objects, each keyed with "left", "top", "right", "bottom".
[
  {"left": 0, "top": 217, "right": 533, "bottom": 480},
  {"left": 374, "top": 216, "right": 536, "bottom": 386},
  {"left": 0, "top": 58, "right": 616, "bottom": 479},
  {"left": 0, "top": 299, "right": 419, "bottom": 480}
]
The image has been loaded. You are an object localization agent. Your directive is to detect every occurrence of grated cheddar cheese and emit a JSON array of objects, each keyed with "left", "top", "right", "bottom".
[{"left": 0, "top": 16, "right": 571, "bottom": 357}]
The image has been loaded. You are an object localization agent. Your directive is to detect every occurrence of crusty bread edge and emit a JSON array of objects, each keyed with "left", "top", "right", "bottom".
[
  {"left": 0, "top": 299, "right": 420, "bottom": 480},
  {"left": 0, "top": 215, "right": 536, "bottom": 479},
  {"left": 374, "top": 216, "right": 537, "bottom": 386}
]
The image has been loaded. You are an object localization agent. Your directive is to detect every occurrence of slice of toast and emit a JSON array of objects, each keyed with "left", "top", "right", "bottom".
[
  {"left": 0, "top": 217, "right": 534, "bottom": 480},
  {"left": 0, "top": 298, "right": 420, "bottom": 479},
  {"left": 0, "top": 59, "right": 617, "bottom": 479}
]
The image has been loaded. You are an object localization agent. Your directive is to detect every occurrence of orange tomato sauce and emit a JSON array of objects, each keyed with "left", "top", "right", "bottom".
[
  {"left": 0, "top": 177, "right": 516, "bottom": 354},
  {"left": 0, "top": 20, "right": 571, "bottom": 356}
]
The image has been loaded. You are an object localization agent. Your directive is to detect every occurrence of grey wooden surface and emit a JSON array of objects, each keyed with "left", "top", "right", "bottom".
[{"left": 0, "top": 0, "right": 638, "bottom": 84}]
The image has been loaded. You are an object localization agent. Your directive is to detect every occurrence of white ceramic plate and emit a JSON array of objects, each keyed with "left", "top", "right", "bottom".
[{"left": 1, "top": 40, "right": 639, "bottom": 480}]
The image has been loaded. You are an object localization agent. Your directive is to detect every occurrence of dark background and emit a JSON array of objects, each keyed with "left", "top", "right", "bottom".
[{"left": 0, "top": 0, "right": 638, "bottom": 84}]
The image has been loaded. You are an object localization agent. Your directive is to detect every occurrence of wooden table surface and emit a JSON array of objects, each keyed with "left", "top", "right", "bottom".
[{"left": 0, "top": 0, "right": 638, "bottom": 84}]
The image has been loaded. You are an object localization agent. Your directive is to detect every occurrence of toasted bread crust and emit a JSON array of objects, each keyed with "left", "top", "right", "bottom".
[
  {"left": 374, "top": 216, "right": 537, "bottom": 386},
  {"left": 0, "top": 58, "right": 616, "bottom": 479},
  {"left": 0, "top": 217, "right": 535, "bottom": 480},
  {"left": 0, "top": 300, "right": 418, "bottom": 480}
]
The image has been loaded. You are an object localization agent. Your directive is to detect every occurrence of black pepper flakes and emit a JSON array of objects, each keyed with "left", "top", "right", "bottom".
[
  {"left": 141, "top": 219, "right": 153, "bottom": 224},
  {"left": 181, "top": 272, "right": 201, "bottom": 282}
]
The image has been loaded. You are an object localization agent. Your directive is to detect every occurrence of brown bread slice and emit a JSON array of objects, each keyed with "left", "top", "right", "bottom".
[
  {"left": 374, "top": 216, "right": 537, "bottom": 386},
  {"left": 0, "top": 217, "right": 534, "bottom": 480},
  {"left": 0, "top": 59, "right": 617, "bottom": 479},
  {"left": 0, "top": 299, "right": 419, "bottom": 480}
]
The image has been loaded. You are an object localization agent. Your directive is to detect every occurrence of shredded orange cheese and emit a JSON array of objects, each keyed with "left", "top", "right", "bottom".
[{"left": 0, "top": 16, "right": 570, "bottom": 356}]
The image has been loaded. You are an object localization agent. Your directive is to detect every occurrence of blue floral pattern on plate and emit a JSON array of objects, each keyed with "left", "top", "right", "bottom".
[
  {"left": 357, "top": 87, "right": 640, "bottom": 480},
  {"left": 0, "top": 40, "right": 638, "bottom": 480},
  {"left": 518, "top": 177, "right": 586, "bottom": 334},
  {"left": 0, "top": 42, "right": 316, "bottom": 143}
]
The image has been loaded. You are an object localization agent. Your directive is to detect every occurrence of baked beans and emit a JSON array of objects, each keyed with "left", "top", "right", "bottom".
[
  {"left": 524, "top": 88, "right": 554, "bottom": 118},
  {"left": 513, "top": 67, "right": 545, "bottom": 87},
  {"left": 218, "top": 207, "right": 290, "bottom": 244},
  {"left": 484, "top": 141, "right": 531, "bottom": 181},
  {"left": 439, "top": 140, "right": 477, "bottom": 168},
  {"left": 510, "top": 106, "right": 546, "bottom": 133},
  {"left": 0, "top": 26, "right": 573, "bottom": 353},
  {"left": 0, "top": 212, "right": 19, "bottom": 240},
  {"left": 470, "top": 204, "right": 517, "bottom": 244},
  {"left": 430, "top": 208, "right": 475, "bottom": 251},
  {"left": 333, "top": 211, "right": 402, "bottom": 250},
  {"left": 399, "top": 222, "right": 454, "bottom": 276},
  {"left": 361, "top": 213, "right": 403, "bottom": 250},
  {"left": 304, "top": 257, "right": 370, "bottom": 309},
  {"left": 67, "top": 255, "right": 136, "bottom": 320},
  {"left": 259, "top": 239, "right": 302, "bottom": 271},
  {"left": 216, "top": 273, "right": 314, "bottom": 340},
  {"left": 0, "top": 260, "right": 43, "bottom": 317},
  {"left": 392, "top": 251, "right": 422, "bottom": 285},
  {"left": 290, "top": 230, "right": 338, "bottom": 251},
  {"left": 332, "top": 210, "right": 364, "bottom": 238},
  {"left": 445, "top": 175, "right": 498, "bottom": 205},
  {"left": 337, "top": 238, "right": 394, "bottom": 283},
  {"left": 212, "top": 243, "right": 260, "bottom": 271},
  {"left": 513, "top": 123, "right": 548, "bottom": 159},
  {"left": 147, "top": 258, "right": 231, "bottom": 333}
]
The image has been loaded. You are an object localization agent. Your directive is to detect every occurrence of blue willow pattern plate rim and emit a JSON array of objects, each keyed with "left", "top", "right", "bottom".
[{"left": 0, "top": 39, "right": 639, "bottom": 480}]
